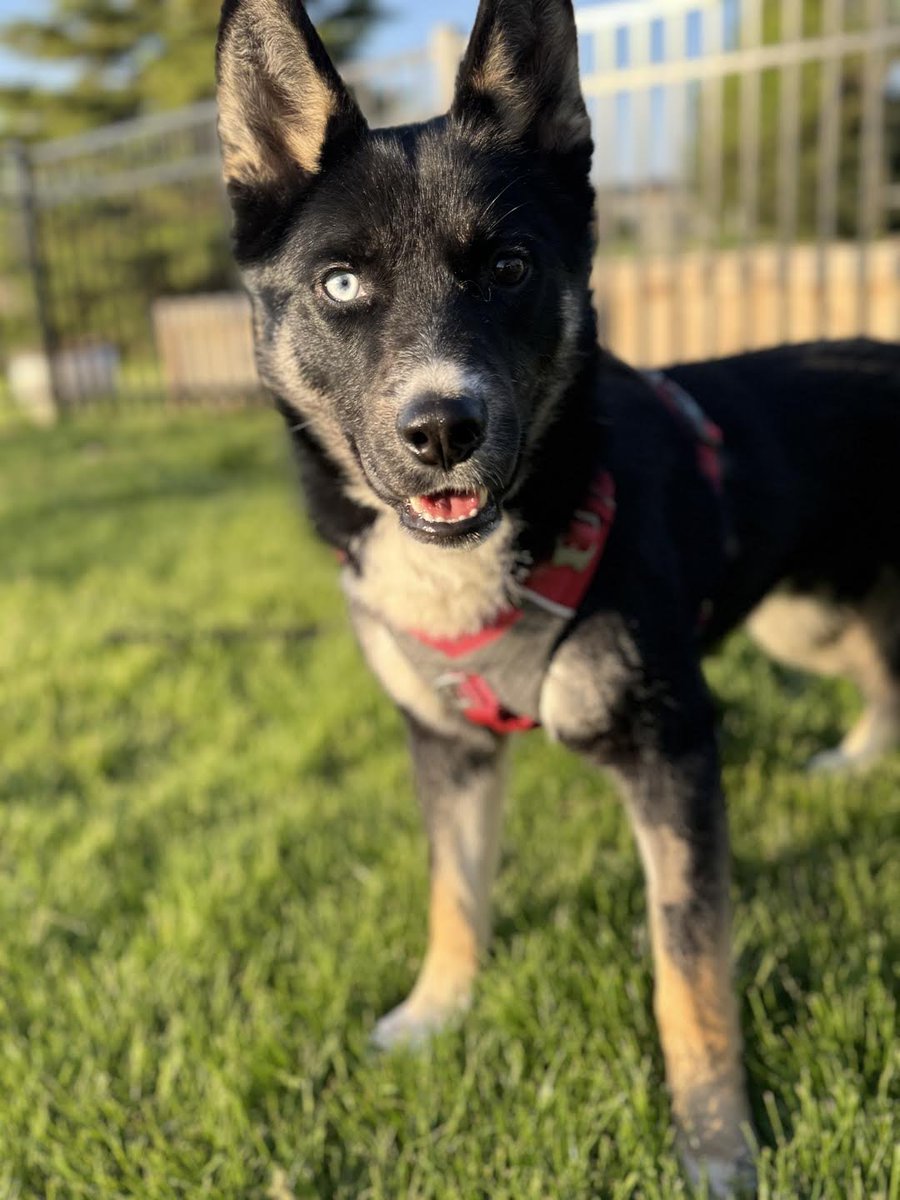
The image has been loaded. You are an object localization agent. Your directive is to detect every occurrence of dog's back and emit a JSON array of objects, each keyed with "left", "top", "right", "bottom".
[{"left": 669, "top": 338, "right": 900, "bottom": 604}]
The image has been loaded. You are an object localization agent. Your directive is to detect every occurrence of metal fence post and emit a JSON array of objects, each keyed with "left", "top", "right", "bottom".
[
  {"left": 9, "top": 139, "right": 62, "bottom": 421},
  {"left": 429, "top": 24, "right": 463, "bottom": 112}
]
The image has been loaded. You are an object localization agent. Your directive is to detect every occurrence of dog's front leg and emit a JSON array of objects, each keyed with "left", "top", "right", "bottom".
[
  {"left": 543, "top": 626, "right": 755, "bottom": 1195},
  {"left": 619, "top": 741, "right": 756, "bottom": 1196},
  {"left": 373, "top": 718, "right": 508, "bottom": 1050}
]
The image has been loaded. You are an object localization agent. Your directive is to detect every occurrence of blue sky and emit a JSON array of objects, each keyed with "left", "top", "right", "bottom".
[
  {"left": 0, "top": 0, "right": 610, "bottom": 82},
  {"left": 0, "top": 0, "right": 49, "bottom": 85},
  {"left": 366, "top": 0, "right": 481, "bottom": 57},
  {"left": 0, "top": 0, "right": 481, "bottom": 82},
  {"left": 2, "top": 0, "right": 898, "bottom": 93}
]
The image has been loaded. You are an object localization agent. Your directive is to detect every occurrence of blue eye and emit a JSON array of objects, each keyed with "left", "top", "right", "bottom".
[{"left": 323, "top": 270, "right": 362, "bottom": 303}]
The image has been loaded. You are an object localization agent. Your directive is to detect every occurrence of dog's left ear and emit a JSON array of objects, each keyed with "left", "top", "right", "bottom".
[{"left": 452, "top": 0, "right": 591, "bottom": 155}]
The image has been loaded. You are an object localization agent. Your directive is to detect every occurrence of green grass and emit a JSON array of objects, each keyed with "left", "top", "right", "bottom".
[{"left": 0, "top": 410, "right": 896, "bottom": 1200}]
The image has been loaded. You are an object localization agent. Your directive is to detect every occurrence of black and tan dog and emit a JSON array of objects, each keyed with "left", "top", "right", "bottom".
[{"left": 215, "top": 0, "right": 900, "bottom": 1191}]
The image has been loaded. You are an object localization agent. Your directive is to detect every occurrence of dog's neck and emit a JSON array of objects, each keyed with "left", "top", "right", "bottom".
[{"left": 281, "top": 336, "right": 615, "bottom": 639}]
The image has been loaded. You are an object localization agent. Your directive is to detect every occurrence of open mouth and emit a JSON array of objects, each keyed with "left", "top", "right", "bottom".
[{"left": 401, "top": 487, "right": 499, "bottom": 542}]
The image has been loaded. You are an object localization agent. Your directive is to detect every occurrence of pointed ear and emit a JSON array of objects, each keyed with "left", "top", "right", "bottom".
[
  {"left": 216, "top": 0, "right": 367, "bottom": 195},
  {"left": 452, "top": 0, "right": 591, "bottom": 154}
]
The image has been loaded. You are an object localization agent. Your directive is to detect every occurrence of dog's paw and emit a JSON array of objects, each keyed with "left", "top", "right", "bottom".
[
  {"left": 680, "top": 1146, "right": 758, "bottom": 1198},
  {"left": 371, "top": 993, "right": 469, "bottom": 1052},
  {"left": 806, "top": 744, "right": 882, "bottom": 775},
  {"left": 806, "top": 745, "right": 854, "bottom": 775}
]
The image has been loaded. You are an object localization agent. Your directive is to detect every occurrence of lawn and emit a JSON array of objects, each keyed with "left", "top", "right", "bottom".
[{"left": 0, "top": 409, "right": 896, "bottom": 1200}]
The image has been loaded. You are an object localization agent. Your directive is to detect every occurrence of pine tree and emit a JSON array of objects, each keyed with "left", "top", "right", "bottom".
[{"left": 0, "top": 0, "right": 384, "bottom": 141}]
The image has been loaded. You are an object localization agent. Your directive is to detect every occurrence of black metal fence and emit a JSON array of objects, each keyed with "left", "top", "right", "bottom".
[
  {"left": 0, "top": 103, "right": 255, "bottom": 421},
  {"left": 1, "top": 1, "right": 898, "bottom": 423},
  {"left": 0, "top": 31, "right": 453, "bottom": 424}
]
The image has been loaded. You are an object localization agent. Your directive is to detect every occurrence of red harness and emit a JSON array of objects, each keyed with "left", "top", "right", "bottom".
[
  {"left": 413, "top": 470, "right": 618, "bottom": 733},
  {"left": 406, "top": 374, "right": 723, "bottom": 736}
]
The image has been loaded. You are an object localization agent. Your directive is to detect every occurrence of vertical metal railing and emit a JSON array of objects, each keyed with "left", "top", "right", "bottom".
[
  {"left": 739, "top": 0, "right": 763, "bottom": 348},
  {"left": 10, "top": 142, "right": 62, "bottom": 417},
  {"left": 857, "top": 0, "right": 889, "bottom": 333},
  {"left": 776, "top": 0, "right": 803, "bottom": 344},
  {"left": 817, "top": 0, "right": 844, "bottom": 339},
  {"left": 577, "top": 0, "right": 900, "bottom": 366}
]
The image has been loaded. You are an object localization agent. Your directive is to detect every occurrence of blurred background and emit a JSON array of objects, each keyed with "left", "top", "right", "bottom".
[
  {"left": 0, "top": 0, "right": 898, "bottom": 423},
  {"left": 1, "top": 8, "right": 898, "bottom": 1195}
]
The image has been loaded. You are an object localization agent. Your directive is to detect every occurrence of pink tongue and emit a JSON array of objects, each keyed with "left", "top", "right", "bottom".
[{"left": 419, "top": 491, "right": 479, "bottom": 521}]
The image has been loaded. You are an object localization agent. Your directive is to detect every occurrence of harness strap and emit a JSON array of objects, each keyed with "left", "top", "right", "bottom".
[
  {"left": 646, "top": 371, "right": 724, "bottom": 493},
  {"left": 519, "top": 470, "right": 617, "bottom": 618},
  {"left": 435, "top": 672, "right": 539, "bottom": 735},
  {"left": 411, "top": 470, "right": 617, "bottom": 734}
]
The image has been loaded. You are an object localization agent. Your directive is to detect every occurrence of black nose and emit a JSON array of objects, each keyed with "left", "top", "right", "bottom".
[{"left": 397, "top": 394, "right": 487, "bottom": 470}]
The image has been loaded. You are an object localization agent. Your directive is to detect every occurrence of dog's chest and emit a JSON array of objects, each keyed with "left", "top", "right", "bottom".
[{"left": 347, "top": 514, "right": 520, "bottom": 639}]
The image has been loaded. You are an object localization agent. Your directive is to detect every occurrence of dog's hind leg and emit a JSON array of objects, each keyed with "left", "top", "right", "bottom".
[
  {"left": 747, "top": 583, "right": 900, "bottom": 773},
  {"left": 372, "top": 718, "right": 508, "bottom": 1050}
]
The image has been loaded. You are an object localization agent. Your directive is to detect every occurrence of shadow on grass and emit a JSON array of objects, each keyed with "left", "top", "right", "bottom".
[{"left": 0, "top": 461, "right": 289, "bottom": 586}]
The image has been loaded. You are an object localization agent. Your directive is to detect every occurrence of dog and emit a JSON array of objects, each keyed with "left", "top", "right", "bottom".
[{"left": 215, "top": 0, "right": 900, "bottom": 1192}]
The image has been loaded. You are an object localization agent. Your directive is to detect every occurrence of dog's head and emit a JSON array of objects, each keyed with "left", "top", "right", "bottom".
[{"left": 217, "top": 0, "right": 596, "bottom": 547}]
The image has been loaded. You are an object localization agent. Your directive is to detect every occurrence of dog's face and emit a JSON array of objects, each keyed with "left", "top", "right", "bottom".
[{"left": 217, "top": 0, "right": 595, "bottom": 547}]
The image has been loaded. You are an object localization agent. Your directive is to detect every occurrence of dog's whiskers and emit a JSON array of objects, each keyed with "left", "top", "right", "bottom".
[
  {"left": 490, "top": 202, "right": 532, "bottom": 231},
  {"left": 479, "top": 176, "right": 528, "bottom": 231}
]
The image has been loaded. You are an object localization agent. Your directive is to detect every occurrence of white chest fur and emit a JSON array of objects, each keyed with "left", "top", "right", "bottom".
[{"left": 345, "top": 512, "right": 520, "bottom": 638}]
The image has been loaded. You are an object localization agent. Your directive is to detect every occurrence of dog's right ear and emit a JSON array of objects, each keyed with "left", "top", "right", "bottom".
[
  {"left": 216, "top": 0, "right": 367, "bottom": 205},
  {"left": 452, "top": 0, "right": 591, "bottom": 155}
]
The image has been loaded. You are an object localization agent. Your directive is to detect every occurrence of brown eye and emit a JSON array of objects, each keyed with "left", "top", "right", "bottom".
[{"left": 491, "top": 253, "right": 529, "bottom": 287}]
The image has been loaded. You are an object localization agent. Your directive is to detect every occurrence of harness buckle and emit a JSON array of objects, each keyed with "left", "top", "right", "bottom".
[{"left": 436, "top": 672, "right": 537, "bottom": 734}]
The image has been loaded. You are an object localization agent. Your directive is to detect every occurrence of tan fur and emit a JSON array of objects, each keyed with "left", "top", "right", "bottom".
[
  {"left": 634, "top": 825, "right": 693, "bottom": 909},
  {"left": 426, "top": 874, "right": 481, "bottom": 975},
  {"left": 633, "top": 823, "right": 751, "bottom": 1172},
  {"left": 747, "top": 580, "right": 900, "bottom": 688},
  {"left": 350, "top": 512, "right": 520, "bottom": 638},
  {"left": 470, "top": 33, "right": 524, "bottom": 120},
  {"left": 372, "top": 741, "right": 508, "bottom": 1048},
  {"left": 259, "top": 313, "right": 392, "bottom": 514},
  {"left": 748, "top": 578, "right": 900, "bottom": 767},
  {"left": 653, "top": 937, "right": 742, "bottom": 1092},
  {"left": 747, "top": 592, "right": 857, "bottom": 675},
  {"left": 217, "top": 0, "right": 343, "bottom": 186},
  {"left": 654, "top": 944, "right": 750, "bottom": 1157},
  {"left": 415, "top": 748, "right": 507, "bottom": 978},
  {"left": 466, "top": 16, "right": 591, "bottom": 152}
]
